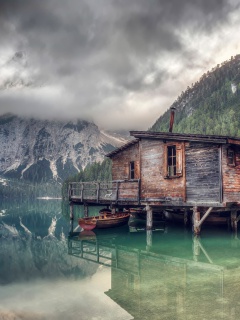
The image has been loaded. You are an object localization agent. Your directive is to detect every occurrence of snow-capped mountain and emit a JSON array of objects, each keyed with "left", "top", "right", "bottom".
[{"left": 0, "top": 113, "right": 128, "bottom": 182}]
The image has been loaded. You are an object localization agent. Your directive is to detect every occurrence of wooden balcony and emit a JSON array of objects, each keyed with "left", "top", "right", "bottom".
[{"left": 68, "top": 179, "right": 140, "bottom": 205}]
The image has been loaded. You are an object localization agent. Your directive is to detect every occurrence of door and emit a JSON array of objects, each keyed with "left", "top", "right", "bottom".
[{"left": 186, "top": 143, "right": 221, "bottom": 203}]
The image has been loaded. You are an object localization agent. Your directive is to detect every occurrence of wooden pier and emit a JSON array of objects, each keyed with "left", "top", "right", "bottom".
[{"left": 68, "top": 180, "right": 140, "bottom": 205}]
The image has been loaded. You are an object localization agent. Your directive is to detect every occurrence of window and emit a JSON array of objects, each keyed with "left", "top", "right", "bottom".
[
  {"left": 167, "top": 146, "right": 176, "bottom": 177},
  {"left": 130, "top": 161, "right": 135, "bottom": 179},
  {"left": 164, "top": 143, "right": 183, "bottom": 178},
  {"left": 227, "top": 148, "right": 235, "bottom": 166}
]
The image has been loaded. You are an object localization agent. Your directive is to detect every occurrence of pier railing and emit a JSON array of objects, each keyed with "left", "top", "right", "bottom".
[{"left": 68, "top": 179, "right": 140, "bottom": 204}]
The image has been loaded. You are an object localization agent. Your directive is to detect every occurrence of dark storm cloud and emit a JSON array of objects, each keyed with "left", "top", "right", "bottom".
[{"left": 0, "top": 0, "right": 238, "bottom": 129}]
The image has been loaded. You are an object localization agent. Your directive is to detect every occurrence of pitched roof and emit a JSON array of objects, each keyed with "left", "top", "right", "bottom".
[
  {"left": 106, "top": 139, "right": 139, "bottom": 158},
  {"left": 105, "top": 131, "right": 240, "bottom": 158},
  {"left": 130, "top": 131, "right": 240, "bottom": 144}
]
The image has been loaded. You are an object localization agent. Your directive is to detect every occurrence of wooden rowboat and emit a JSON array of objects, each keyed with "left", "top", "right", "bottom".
[{"left": 79, "top": 211, "right": 130, "bottom": 230}]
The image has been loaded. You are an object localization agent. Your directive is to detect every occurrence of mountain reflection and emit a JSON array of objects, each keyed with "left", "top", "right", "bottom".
[
  {"left": 2, "top": 200, "right": 240, "bottom": 320},
  {"left": 0, "top": 200, "right": 97, "bottom": 284},
  {"left": 0, "top": 200, "right": 131, "bottom": 320},
  {"left": 68, "top": 227, "right": 240, "bottom": 320}
]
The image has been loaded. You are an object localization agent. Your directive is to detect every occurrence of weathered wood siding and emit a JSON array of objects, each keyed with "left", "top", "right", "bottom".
[
  {"left": 185, "top": 143, "right": 220, "bottom": 203},
  {"left": 111, "top": 142, "right": 140, "bottom": 180},
  {"left": 118, "top": 180, "right": 139, "bottom": 201},
  {"left": 140, "top": 140, "right": 185, "bottom": 201},
  {"left": 222, "top": 145, "right": 240, "bottom": 203}
]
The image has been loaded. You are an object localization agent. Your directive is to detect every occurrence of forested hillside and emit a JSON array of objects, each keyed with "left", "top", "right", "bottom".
[{"left": 151, "top": 54, "right": 240, "bottom": 136}]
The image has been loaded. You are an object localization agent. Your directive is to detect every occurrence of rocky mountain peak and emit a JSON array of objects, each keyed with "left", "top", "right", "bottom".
[{"left": 0, "top": 114, "right": 129, "bottom": 182}]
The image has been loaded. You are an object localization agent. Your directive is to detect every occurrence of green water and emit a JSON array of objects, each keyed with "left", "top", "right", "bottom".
[{"left": 0, "top": 200, "right": 240, "bottom": 320}]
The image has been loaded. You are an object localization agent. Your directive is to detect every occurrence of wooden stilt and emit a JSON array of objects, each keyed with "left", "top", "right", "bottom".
[
  {"left": 146, "top": 229, "right": 153, "bottom": 251},
  {"left": 231, "top": 210, "right": 238, "bottom": 233},
  {"left": 70, "top": 202, "right": 74, "bottom": 234},
  {"left": 184, "top": 208, "right": 188, "bottom": 227},
  {"left": 193, "top": 236, "right": 200, "bottom": 261},
  {"left": 192, "top": 206, "right": 201, "bottom": 235},
  {"left": 146, "top": 205, "right": 153, "bottom": 230},
  {"left": 84, "top": 203, "right": 89, "bottom": 217}
]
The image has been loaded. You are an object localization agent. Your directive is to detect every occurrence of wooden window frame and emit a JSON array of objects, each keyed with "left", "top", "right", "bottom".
[
  {"left": 129, "top": 161, "right": 135, "bottom": 179},
  {"left": 167, "top": 145, "right": 176, "bottom": 177},
  {"left": 227, "top": 148, "right": 235, "bottom": 166},
  {"left": 164, "top": 143, "right": 183, "bottom": 179}
]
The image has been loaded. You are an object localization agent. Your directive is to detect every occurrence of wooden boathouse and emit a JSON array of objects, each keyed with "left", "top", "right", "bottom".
[{"left": 68, "top": 122, "right": 240, "bottom": 234}]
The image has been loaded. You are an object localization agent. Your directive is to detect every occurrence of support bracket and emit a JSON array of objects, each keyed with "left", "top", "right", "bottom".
[{"left": 196, "top": 207, "right": 213, "bottom": 228}]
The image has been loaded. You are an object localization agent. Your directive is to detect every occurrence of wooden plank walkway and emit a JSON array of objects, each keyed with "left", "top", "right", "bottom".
[{"left": 68, "top": 180, "right": 140, "bottom": 205}]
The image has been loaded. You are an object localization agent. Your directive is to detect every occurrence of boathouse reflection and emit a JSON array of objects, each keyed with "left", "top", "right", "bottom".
[{"left": 68, "top": 229, "right": 240, "bottom": 320}]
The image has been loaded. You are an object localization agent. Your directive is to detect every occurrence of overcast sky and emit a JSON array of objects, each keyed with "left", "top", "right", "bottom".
[{"left": 0, "top": 0, "right": 240, "bottom": 130}]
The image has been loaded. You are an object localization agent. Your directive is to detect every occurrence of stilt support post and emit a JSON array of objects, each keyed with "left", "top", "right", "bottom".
[
  {"left": 146, "top": 205, "right": 153, "bottom": 230},
  {"left": 70, "top": 202, "right": 74, "bottom": 234}
]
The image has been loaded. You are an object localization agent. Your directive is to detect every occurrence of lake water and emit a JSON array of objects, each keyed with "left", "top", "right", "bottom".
[{"left": 1, "top": 200, "right": 240, "bottom": 320}]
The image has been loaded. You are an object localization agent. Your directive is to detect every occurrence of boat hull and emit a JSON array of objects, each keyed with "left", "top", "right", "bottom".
[
  {"left": 96, "top": 215, "right": 130, "bottom": 228},
  {"left": 78, "top": 213, "right": 130, "bottom": 230},
  {"left": 79, "top": 219, "right": 97, "bottom": 231}
]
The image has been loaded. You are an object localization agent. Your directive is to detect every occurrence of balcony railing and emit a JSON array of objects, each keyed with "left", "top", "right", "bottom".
[{"left": 68, "top": 179, "right": 140, "bottom": 204}]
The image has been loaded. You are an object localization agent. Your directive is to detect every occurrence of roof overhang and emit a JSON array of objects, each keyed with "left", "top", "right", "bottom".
[
  {"left": 130, "top": 131, "right": 240, "bottom": 145},
  {"left": 106, "top": 131, "right": 240, "bottom": 158},
  {"left": 106, "top": 139, "right": 139, "bottom": 158}
]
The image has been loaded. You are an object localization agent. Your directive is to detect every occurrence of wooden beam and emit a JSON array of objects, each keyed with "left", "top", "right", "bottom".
[
  {"left": 228, "top": 138, "right": 240, "bottom": 145},
  {"left": 196, "top": 207, "right": 213, "bottom": 228},
  {"left": 137, "top": 179, "right": 141, "bottom": 204},
  {"left": 197, "top": 239, "right": 213, "bottom": 264},
  {"left": 130, "top": 131, "right": 227, "bottom": 144},
  {"left": 116, "top": 181, "right": 119, "bottom": 203}
]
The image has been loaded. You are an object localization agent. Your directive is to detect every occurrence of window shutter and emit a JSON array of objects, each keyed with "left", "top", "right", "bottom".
[
  {"left": 135, "top": 160, "right": 140, "bottom": 179},
  {"left": 124, "top": 163, "right": 129, "bottom": 179},
  {"left": 164, "top": 144, "right": 168, "bottom": 177},
  {"left": 176, "top": 144, "right": 183, "bottom": 176}
]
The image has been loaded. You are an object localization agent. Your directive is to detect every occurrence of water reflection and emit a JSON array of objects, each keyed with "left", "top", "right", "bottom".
[
  {"left": 0, "top": 201, "right": 131, "bottom": 320},
  {"left": 1, "top": 200, "right": 240, "bottom": 319},
  {"left": 69, "top": 227, "right": 240, "bottom": 320}
]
